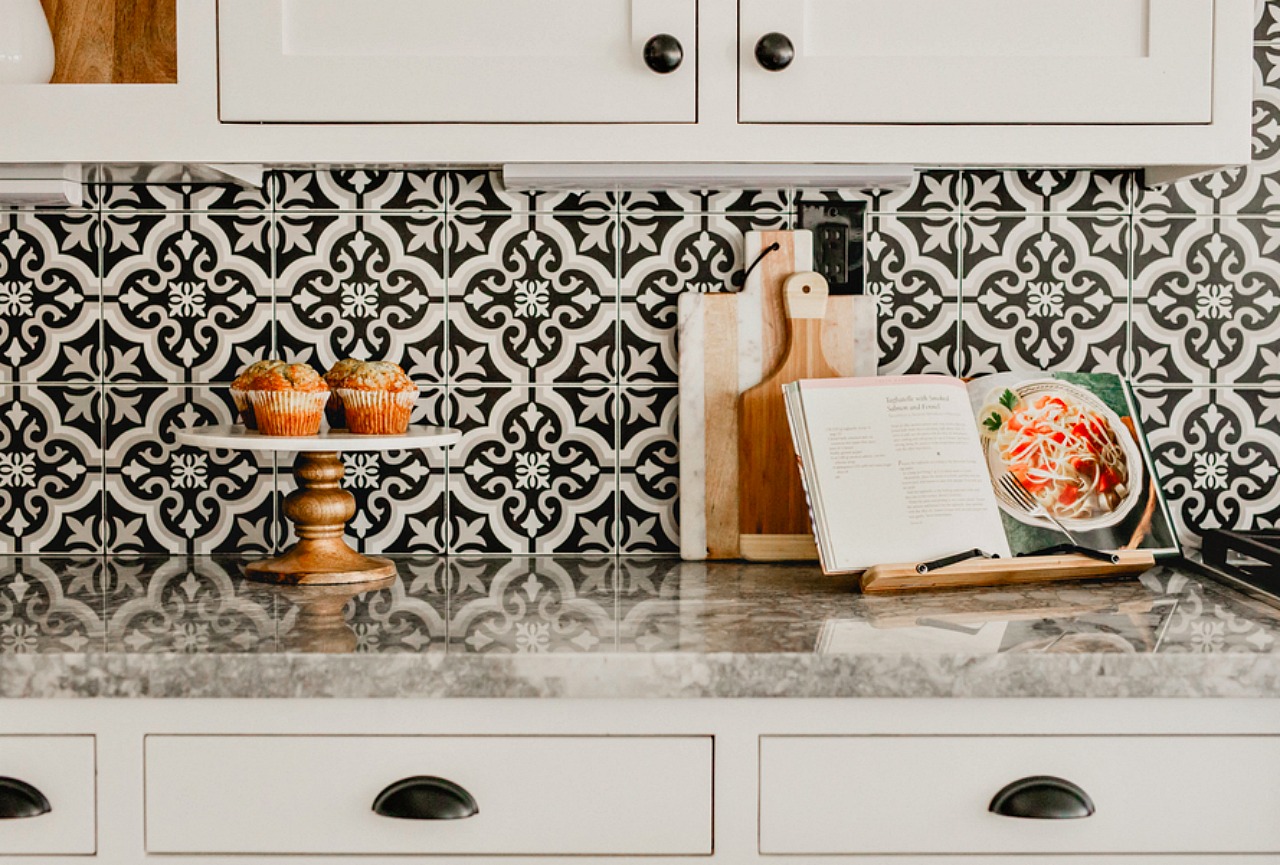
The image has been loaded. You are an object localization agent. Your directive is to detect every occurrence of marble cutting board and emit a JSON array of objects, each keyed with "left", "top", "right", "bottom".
[{"left": 678, "top": 230, "right": 878, "bottom": 561}]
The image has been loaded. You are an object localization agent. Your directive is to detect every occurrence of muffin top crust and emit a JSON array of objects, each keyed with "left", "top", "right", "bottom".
[
  {"left": 242, "top": 362, "right": 329, "bottom": 393},
  {"left": 327, "top": 360, "right": 417, "bottom": 393},
  {"left": 232, "top": 359, "right": 285, "bottom": 390}
]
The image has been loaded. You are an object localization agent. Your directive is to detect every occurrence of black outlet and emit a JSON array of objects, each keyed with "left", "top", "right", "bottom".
[{"left": 797, "top": 200, "right": 867, "bottom": 296}]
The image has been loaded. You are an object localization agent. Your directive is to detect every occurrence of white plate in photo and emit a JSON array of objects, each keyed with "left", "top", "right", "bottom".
[{"left": 981, "top": 379, "right": 1144, "bottom": 533}]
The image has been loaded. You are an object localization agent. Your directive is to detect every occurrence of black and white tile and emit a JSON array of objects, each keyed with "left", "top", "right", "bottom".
[
  {"left": 0, "top": 386, "right": 102, "bottom": 554},
  {"left": 865, "top": 213, "right": 960, "bottom": 375},
  {"left": 959, "top": 214, "right": 1130, "bottom": 376},
  {"left": 104, "top": 386, "right": 274, "bottom": 555},
  {"left": 448, "top": 212, "right": 616, "bottom": 384},
  {"left": 1132, "top": 217, "right": 1280, "bottom": 385},
  {"left": 1138, "top": 387, "right": 1280, "bottom": 546},
  {"left": 276, "top": 211, "right": 446, "bottom": 381},
  {"left": 0, "top": 211, "right": 99, "bottom": 382},
  {"left": 102, "top": 212, "right": 272, "bottom": 383},
  {"left": 618, "top": 387, "right": 679, "bottom": 553},
  {"left": 447, "top": 386, "right": 616, "bottom": 554}
]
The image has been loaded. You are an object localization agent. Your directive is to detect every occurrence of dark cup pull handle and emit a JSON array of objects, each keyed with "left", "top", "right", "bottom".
[
  {"left": 754, "top": 32, "right": 795, "bottom": 71},
  {"left": 643, "top": 34, "right": 684, "bottom": 74},
  {"left": 372, "top": 776, "right": 478, "bottom": 821},
  {"left": 989, "top": 775, "right": 1095, "bottom": 820},
  {"left": 0, "top": 777, "right": 50, "bottom": 820}
]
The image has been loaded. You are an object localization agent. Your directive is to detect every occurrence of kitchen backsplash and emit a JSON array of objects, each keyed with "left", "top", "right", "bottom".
[{"left": 2, "top": 45, "right": 1280, "bottom": 557}]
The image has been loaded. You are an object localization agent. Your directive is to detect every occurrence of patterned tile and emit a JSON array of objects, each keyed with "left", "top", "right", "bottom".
[
  {"left": 620, "top": 188, "right": 792, "bottom": 216},
  {"left": 448, "top": 212, "right": 616, "bottom": 385},
  {"left": 102, "top": 212, "right": 273, "bottom": 383},
  {"left": 1137, "top": 387, "right": 1280, "bottom": 548},
  {"left": 447, "top": 387, "right": 616, "bottom": 554},
  {"left": 0, "top": 558, "right": 106, "bottom": 653},
  {"left": 270, "top": 168, "right": 450, "bottom": 212},
  {"left": 959, "top": 214, "right": 1130, "bottom": 376},
  {"left": 619, "top": 210, "right": 789, "bottom": 383},
  {"left": 1136, "top": 46, "right": 1280, "bottom": 216},
  {"left": 0, "top": 386, "right": 102, "bottom": 554},
  {"left": 964, "top": 170, "right": 1132, "bottom": 214},
  {"left": 97, "top": 178, "right": 270, "bottom": 212},
  {"left": 104, "top": 386, "right": 274, "bottom": 555},
  {"left": 1131, "top": 217, "right": 1280, "bottom": 385},
  {"left": 274, "top": 388, "right": 449, "bottom": 554},
  {"left": 618, "top": 387, "right": 678, "bottom": 553},
  {"left": 0, "top": 210, "right": 100, "bottom": 382},
  {"left": 449, "top": 557, "right": 616, "bottom": 653},
  {"left": 1262, "top": 0, "right": 1280, "bottom": 41},
  {"left": 864, "top": 213, "right": 961, "bottom": 376},
  {"left": 275, "top": 211, "right": 446, "bottom": 382}
]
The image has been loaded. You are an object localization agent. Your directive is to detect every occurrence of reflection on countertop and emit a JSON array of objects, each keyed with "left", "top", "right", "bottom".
[{"left": 2, "top": 556, "right": 1280, "bottom": 698}]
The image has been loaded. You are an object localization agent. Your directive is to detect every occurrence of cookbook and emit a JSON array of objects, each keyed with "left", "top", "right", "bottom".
[{"left": 782, "top": 372, "right": 1180, "bottom": 574}]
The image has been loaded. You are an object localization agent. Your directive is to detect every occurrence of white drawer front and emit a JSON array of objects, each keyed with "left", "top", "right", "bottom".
[
  {"left": 0, "top": 736, "right": 95, "bottom": 855},
  {"left": 219, "top": 0, "right": 697, "bottom": 123},
  {"left": 761, "top": 735, "right": 1280, "bottom": 855},
  {"left": 146, "top": 735, "right": 712, "bottom": 855}
]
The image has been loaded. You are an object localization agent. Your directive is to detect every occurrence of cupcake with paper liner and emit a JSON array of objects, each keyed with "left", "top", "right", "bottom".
[
  {"left": 230, "top": 359, "right": 286, "bottom": 430},
  {"left": 243, "top": 362, "right": 330, "bottom": 436},
  {"left": 327, "top": 360, "right": 417, "bottom": 435},
  {"left": 322, "top": 358, "right": 364, "bottom": 430}
]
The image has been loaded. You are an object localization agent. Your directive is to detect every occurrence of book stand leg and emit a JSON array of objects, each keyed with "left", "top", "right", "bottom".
[{"left": 245, "top": 451, "right": 397, "bottom": 586}]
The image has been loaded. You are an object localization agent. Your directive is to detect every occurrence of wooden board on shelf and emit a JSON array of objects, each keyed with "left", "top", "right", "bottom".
[{"left": 41, "top": 0, "right": 176, "bottom": 84}]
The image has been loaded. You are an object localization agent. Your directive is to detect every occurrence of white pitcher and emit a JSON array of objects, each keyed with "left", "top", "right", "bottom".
[{"left": 0, "top": 0, "right": 55, "bottom": 84}]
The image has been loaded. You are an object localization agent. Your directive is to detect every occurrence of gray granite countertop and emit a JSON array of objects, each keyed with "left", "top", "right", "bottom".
[{"left": 2, "top": 556, "right": 1280, "bottom": 699}]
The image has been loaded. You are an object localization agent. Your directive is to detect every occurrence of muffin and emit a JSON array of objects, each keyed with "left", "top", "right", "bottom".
[
  {"left": 230, "top": 359, "right": 285, "bottom": 430},
  {"left": 243, "top": 362, "right": 330, "bottom": 436},
  {"left": 328, "top": 360, "right": 417, "bottom": 434},
  {"left": 323, "top": 358, "right": 364, "bottom": 430}
]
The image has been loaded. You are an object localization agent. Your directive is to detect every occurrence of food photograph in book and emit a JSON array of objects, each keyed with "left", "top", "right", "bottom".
[{"left": 966, "top": 372, "right": 1179, "bottom": 558}]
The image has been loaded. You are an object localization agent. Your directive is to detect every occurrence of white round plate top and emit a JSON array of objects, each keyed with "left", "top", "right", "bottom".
[{"left": 175, "top": 425, "right": 461, "bottom": 453}]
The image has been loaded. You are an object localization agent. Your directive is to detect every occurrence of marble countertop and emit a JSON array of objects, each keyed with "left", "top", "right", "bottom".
[{"left": 2, "top": 555, "right": 1280, "bottom": 699}]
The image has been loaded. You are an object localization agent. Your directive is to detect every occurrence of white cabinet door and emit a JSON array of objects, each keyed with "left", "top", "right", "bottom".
[
  {"left": 219, "top": 0, "right": 697, "bottom": 123},
  {"left": 740, "top": 0, "right": 1214, "bottom": 124}
]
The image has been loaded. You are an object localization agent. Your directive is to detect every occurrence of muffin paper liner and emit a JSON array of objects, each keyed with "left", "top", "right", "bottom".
[
  {"left": 247, "top": 390, "right": 328, "bottom": 436},
  {"left": 230, "top": 387, "right": 258, "bottom": 430},
  {"left": 337, "top": 388, "right": 416, "bottom": 435}
]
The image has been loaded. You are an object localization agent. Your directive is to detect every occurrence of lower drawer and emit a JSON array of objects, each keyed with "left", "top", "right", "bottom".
[
  {"left": 146, "top": 734, "right": 712, "bottom": 855},
  {"left": 760, "top": 735, "right": 1280, "bottom": 855},
  {"left": 0, "top": 735, "right": 95, "bottom": 855}
]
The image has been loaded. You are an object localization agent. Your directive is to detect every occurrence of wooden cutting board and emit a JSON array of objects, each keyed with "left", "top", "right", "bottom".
[
  {"left": 738, "top": 273, "right": 840, "bottom": 560},
  {"left": 678, "top": 230, "right": 877, "bottom": 561}
]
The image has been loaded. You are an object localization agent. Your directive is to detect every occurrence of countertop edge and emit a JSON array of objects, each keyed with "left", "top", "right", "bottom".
[{"left": 3, "top": 651, "right": 1280, "bottom": 699}]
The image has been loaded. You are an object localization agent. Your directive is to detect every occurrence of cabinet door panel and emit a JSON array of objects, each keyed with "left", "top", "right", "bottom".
[
  {"left": 219, "top": 0, "right": 696, "bottom": 123},
  {"left": 740, "top": 0, "right": 1213, "bottom": 124}
]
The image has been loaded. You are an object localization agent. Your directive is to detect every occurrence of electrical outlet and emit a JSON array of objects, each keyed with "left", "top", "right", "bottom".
[{"left": 796, "top": 200, "right": 866, "bottom": 296}]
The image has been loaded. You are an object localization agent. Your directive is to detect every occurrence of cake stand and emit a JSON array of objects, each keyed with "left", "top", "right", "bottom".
[{"left": 175, "top": 425, "right": 460, "bottom": 586}]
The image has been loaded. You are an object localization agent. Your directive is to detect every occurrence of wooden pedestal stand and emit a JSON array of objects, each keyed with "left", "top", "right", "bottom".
[{"left": 176, "top": 425, "right": 460, "bottom": 586}]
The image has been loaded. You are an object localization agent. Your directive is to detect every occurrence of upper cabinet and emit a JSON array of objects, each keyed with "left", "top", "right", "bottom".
[
  {"left": 0, "top": 0, "right": 1255, "bottom": 176},
  {"left": 739, "top": 0, "right": 1214, "bottom": 125},
  {"left": 218, "top": 0, "right": 697, "bottom": 123}
]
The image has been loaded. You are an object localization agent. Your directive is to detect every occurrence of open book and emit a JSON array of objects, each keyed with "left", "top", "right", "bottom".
[{"left": 783, "top": 372, "right": 1180, "bottom": 574}]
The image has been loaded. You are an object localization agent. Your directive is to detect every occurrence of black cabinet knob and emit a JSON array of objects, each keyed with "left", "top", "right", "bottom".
[
  {"left": 643, "top": 34, "right": 683, "bottom": 74},
  {"left": 373, "top": 776, "right": 478, "bottom": 821},
  {"left": 989, "top": 776, "right": 1095, "bottom": 820},
  {"left": 755, "top": 32, "right": 795, "bottom": 71},
  {"left": 0, "top": 777, "right": 50, "bottom": 820}
]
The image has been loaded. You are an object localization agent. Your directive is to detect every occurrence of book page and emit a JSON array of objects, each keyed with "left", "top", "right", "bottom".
[{"left": 795, "top": 377, "right": 1011, "bottom": 572}]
